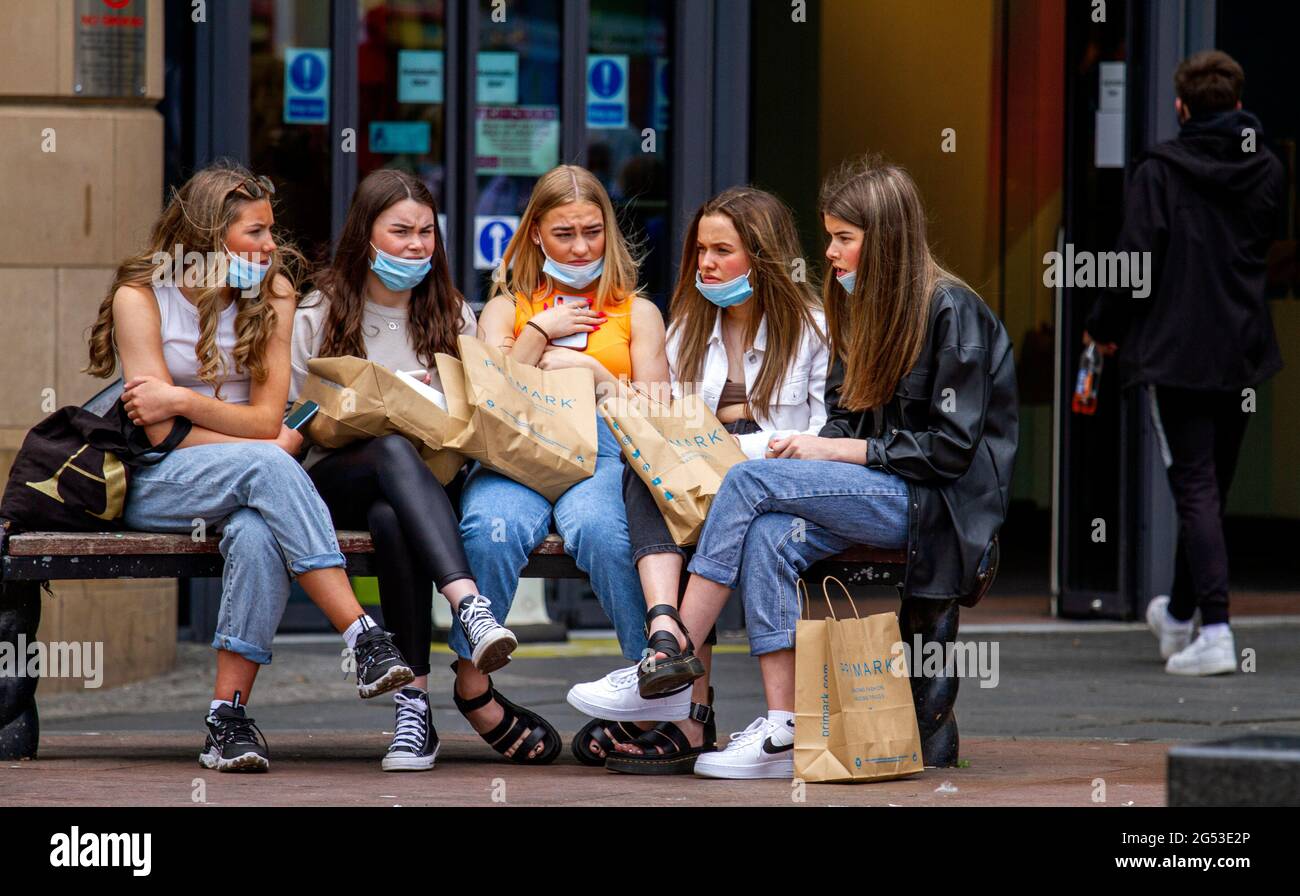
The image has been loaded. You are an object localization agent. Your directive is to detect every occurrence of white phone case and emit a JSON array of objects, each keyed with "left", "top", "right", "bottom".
[{"left": 550, "top": 295, "right": 589, "bottom": 350}]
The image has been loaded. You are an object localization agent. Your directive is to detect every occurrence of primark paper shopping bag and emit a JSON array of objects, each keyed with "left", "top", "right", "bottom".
[
  {"left": 435, "top": 335, "right": 597, "bottom": 502},
  {"left": 795, "top": 578, "right": 924, "bottom": 783},
  {"left": 599, "top": 392, "right": 747, "bottom": 545}
]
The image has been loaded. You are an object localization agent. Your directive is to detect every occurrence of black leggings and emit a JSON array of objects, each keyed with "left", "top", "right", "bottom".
[{"left": 309, "top": 434, "right": 471, "bottom": 677}]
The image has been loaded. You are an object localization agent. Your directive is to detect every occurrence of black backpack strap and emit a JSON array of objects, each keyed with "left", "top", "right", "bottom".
[{"left": 122, "top": 415, "right": 193, "bottom": 466}]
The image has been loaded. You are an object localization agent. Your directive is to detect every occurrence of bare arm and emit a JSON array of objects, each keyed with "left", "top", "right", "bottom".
[
  {"left": 113, "top": 283, "right": 293, "bottom": 449},
  {"left": 628, "top": 297, "right": 670, "bottom": 396}
]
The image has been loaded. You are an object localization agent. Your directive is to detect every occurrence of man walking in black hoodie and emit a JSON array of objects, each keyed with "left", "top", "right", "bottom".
[{"left": 1085, "top": 50, "right": 1285, "bottom": 676}]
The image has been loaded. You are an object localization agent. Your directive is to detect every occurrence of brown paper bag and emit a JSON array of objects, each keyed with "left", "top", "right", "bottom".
[
  {"left": 794, "top": 578, "right": 924, "bottom": 783},
  {"left": 435, "top": 335, "right": 598, "bottom": 502},
  {"left": 599, "top": 392, "right": 747, "bottom": 545},
  {"left": 296, "top": 356, "right": 464, "bottom": 484}
]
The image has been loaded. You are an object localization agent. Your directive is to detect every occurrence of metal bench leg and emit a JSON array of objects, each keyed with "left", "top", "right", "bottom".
[
  {"left": 0, "top": 582, "right": 41, "bottom": 760},
  {"left": 900, "top": 596, "right": 960, "bottom": 768}
]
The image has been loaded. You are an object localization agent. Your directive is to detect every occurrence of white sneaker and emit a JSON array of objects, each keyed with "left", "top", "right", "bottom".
[
  {"left": 566, "top": 664, "right": 690, "bottom": 722},
  {"left": 457, "top": 595, "right": 518, "bottom": 674},
  {"left": 694, "top": 716, "right": 795, "bottom": 780},
  {"left": 1146, "top": 595, "right": 1195, "bottom": 660},
  {"left": 1166, "top": 626, "right": 1237, "bottom": 676}
]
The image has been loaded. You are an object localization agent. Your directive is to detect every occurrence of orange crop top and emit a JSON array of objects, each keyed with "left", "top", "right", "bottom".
[{"left": 513, "top": 282, "right": 635, "bottom": 381}]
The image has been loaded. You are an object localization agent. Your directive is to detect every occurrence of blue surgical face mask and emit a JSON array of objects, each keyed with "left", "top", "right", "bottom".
[
  {"left": 836, "top": 268, "right": 857, "bottom": 294},
  {"left": 541, "top": 246, "right": 604, "bottom": 289},
  {"left": 225, "top": 244, "right": 271, "bottom": 290},
  {"left": 370, "top": 242, "right": 432, "bottom": 291},
  {"left": 695, "top": 270, "right": 753, "bottom": 308}
]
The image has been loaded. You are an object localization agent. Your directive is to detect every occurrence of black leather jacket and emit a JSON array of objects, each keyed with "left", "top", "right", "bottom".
[{"left": 820, "top": 282, "right": 1018, "bottom": 599}]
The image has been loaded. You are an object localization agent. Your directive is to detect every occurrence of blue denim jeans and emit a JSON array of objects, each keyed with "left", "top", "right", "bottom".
[
  {"left": 457, "top": 417, "right": 647, "bottom": 661},
  {"left": 687, "top": 459, "right": 910, "bottom": 656},
  {"left": 123, "top": 442, "right": 346, "bottom": 664}
]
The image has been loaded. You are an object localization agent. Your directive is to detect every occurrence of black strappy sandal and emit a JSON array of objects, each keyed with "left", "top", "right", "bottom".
[
  {"left": 604, "top": 690, "right": 716, "bottom": 776},
  {"left": 571, "top": 719, "right": 647, "bottom": 767},
  {"left": 638, "top": 604, "right": 706, "bottom": 699},
  {"left": 452, "top": 666, "right": 561, "bottom": 765}
]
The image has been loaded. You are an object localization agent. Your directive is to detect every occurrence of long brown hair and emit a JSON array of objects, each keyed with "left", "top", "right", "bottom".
[
  {"left": 819, "top": 155, "right": 965, "bottom": 411},
  {"left": 85, "top": 161, "right": 301, "bottom": 395},
  {"left": 490, "top": 164, "right": 640, "bottom": 312},
  {"left": 309, "top": 169, "right": 465, "bottom": 364},
  {"left": 669, "top": 187, "right": 822, "bottom": 416}
]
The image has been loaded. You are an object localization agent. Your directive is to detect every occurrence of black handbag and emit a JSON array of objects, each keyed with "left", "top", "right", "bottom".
[{"left": 0, "top": 399, "right": 191, "bottom": 537}]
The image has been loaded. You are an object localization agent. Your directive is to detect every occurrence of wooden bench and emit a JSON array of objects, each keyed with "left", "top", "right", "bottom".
[{"left": 0, "top": 529, "right": 906, "bottom": 760}]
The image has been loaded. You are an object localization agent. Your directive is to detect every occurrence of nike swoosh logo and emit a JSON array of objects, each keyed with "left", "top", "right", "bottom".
[{"left": 762, "top": 737, "right": 794, "bottom": 755}]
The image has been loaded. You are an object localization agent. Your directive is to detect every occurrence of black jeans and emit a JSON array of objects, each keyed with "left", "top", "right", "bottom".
[
  {"left": 309, "top": 434, "right": 470, "bottom": 677},
  {"left": 1156, "top": 386, "right": 1250, "bottom": 626},
  {"left": 620, "top": 420, "right": 760, "bottom": 644}
]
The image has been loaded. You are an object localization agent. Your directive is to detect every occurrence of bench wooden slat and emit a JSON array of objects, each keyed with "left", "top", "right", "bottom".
[
  {"left": 3, "top": 530, "right": 903, "bottom": 583},
  {"left": 6, "top": 530, "right": 572, "bottom": 557}
]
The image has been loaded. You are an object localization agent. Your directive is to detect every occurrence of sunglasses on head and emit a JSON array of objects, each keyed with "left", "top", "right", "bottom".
[{"left": 227, "top": 174, "right": 276, "bottom": 201}]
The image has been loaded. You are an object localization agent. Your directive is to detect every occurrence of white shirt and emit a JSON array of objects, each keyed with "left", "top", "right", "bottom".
[
  {"left": 666, "top": 308, "right": 829, "bottom": 459},
  {"left": 152, "top": 283, "right": 250, "bottom": 404}
]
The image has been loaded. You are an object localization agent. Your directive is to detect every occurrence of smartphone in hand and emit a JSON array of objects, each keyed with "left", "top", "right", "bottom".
[
  {"left": 284, "top": 400, "right": 320, "bottom": 431},
  {"left": 551, "top": 295, "right": 589, "bottom": 350}
]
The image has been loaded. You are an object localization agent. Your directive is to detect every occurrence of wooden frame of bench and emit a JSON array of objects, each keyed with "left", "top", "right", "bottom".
[{"left": 0, "top": 530, "right": 905, "bottom": 761}]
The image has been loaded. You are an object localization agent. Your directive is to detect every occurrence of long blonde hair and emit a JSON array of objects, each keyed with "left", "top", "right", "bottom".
[
  {"left": 669, "top": 187, "right": 823, "bottom": 416},
  {"left": 490, "top": 165, "right": 640, "bottom": 312},
  {"left": 85, "top": 161, "right": 303, "bottom": 396},
  {"left": 819, "top": 155, "right": 965, "bottom": 411}
]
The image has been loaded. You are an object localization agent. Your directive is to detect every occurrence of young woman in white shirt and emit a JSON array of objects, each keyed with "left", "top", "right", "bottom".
[
  {"left": 291, "top": 169, "right": 522, "bottom": 772},
  {"left": 565, "top": 187, "right": 829, "bottom": 768}
]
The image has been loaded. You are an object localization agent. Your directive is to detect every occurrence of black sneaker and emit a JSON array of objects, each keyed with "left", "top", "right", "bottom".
[
  {"left": 457, "top": 595, "right": 518, "bottom": 674},
  {"left": 199, "top": 691, "right": 269, "bottom": 773},
  {"left": 353, "top": 618, "right": 415, "bottom": 698},
  {"left": 381, "top": 687, "right": 440, "bottom": 772}
]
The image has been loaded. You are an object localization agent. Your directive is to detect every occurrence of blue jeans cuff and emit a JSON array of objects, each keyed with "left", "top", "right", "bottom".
[
  {"left": 686, "top": 552, "right": 737, "bottom": 588},
  {"left": 747, "top": 628, "right": 796, "bottom": 656},
  {"left": 211, "top": 633, "right": 273, "bottom": 665},
  {"left": 289, "top": 551, "right": 346, "bottom": 575}
]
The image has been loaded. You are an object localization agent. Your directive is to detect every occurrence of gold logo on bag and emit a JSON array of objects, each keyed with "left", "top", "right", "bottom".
[{"left": 26, "top": 444, "right": 126, "bottom": 520}]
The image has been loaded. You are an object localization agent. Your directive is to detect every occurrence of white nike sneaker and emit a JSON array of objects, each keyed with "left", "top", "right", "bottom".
[
  {"left": 1146, "top": 595, "right": 1195, "bottom": 660},
  {"left": 694, "top": 716, "right": 795, "bottom": 780},
  {"left": 1166, "top": 626, "right": 1237, "bottom": 676},
  {"left": 566, "top": 663, "right": 690, "bottom": 722}
]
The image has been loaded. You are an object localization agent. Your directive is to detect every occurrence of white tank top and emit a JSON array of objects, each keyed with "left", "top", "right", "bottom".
[{"left": 152, "top": 284, "right": 251, "bottom": 404}]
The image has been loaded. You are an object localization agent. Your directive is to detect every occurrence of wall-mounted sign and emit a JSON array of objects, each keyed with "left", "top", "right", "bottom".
[
  {"left": 284, "top": 48, "right": 330, "bottom": 125},
  {"left": 475, "top": 106, "right": 560, "bottom": 176},
  {"left": 398, "top": 50, "right": 443, "bottom": 104},
  {"left": 474, "top": 216, "right": 519, "bottom": 270},
  {"left": 477, "top": 51, "right": 519, "bottom": 105},
  {"left": 73, "top": 0, "right": 148, "bottom": 98},
  {"left": 1095, "top": 62, "right": 1126, "bottom": 169},
  {"left": 369, "top": 121, "right": 431, "bottom": 155},
  {"left": 587, "top": 55, "right": 628, "bottom": 129}
]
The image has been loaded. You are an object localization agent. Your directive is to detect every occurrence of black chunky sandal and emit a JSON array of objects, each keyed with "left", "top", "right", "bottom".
[
  {"left": 604, "top": 689, "right": 716, "bottom": 776},
  {"left": 452, "top": 666, "right": 561, "bottom": 764},
  {"left": 637, "top": 604, "right": 706, "bottom": 699},
  {"left": 571, "top": 719, "right": 648, "bottom": 767}
]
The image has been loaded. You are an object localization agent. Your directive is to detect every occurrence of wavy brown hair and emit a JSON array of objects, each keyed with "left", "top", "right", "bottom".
[
  {"left": 490, "top": 164, "right": 641, "bottom": 312},
  {"left": 308, "top": 169, "right": 465, "bottom": 365},
  {"left": 668, "top": 187, "right": 823, "bottom": 416},
  {"left": 819, "top": 155, "right": 966, "bottom": 411},
  {"left": 85, "top": 161, "right": 302, "bottom": 396}
]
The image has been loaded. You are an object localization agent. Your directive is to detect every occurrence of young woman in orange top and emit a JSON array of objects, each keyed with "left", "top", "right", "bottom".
[{"left": 456, "top": 165, "right": 670, "bottom": 762}]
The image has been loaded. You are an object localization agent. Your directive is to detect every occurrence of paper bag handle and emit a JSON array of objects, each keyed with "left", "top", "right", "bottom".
[
  {"left": 798, "top": 576, "right": 845, "bottom": 621},
  {"left": 821, "top": 575, "right": 860, "bottom": 619}
]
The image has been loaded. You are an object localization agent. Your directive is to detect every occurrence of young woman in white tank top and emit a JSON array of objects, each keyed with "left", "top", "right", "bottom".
[{"left": 84, "top": 162, "right": 415, "bottom": 773}]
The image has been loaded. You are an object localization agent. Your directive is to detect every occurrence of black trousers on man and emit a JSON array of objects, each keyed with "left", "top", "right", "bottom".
[{"left": 1155, "top": 386, "right": 1250, "bottom": 627}]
